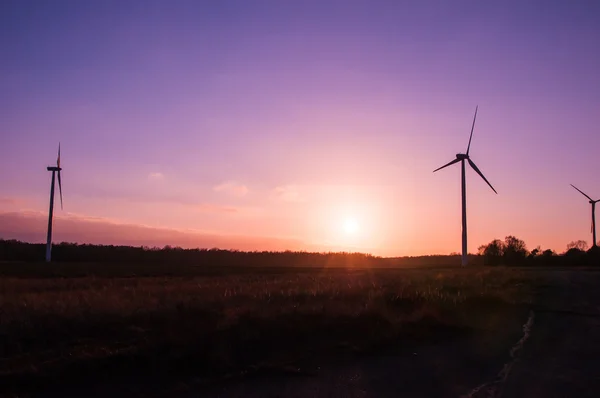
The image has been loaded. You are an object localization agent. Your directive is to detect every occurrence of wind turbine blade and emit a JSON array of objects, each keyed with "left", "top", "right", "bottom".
[
  {"left": 468, "top": 159, "right": 497, "bottom": 194},
  {"left": 570, "top": 184, "right": 592, "bottom": 201},
  {"left": 58, "top": 170, "right": 63, "bottom": 210},
  {"left": 433, "top": 158, "right": 461, "bottom": 173},
  {"left": 466, "top": 105, "right": 478, "bottom": 155},
  {"left": 56, "top": 142, "right": 63, "bottom": 209}
]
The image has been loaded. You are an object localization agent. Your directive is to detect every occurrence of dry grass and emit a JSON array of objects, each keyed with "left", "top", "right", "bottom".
[{"left": 0, "top": 264, "right": 538, "bottom": 397}]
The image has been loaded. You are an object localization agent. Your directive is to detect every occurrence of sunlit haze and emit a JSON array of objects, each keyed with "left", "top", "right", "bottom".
[{"left": 1, "top": 0, "right": 599, "bottom": 256}]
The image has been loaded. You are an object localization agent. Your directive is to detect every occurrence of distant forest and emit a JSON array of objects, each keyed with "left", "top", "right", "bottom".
[{"left": 1, "top": 237, "right": 598, "bottom": 267}]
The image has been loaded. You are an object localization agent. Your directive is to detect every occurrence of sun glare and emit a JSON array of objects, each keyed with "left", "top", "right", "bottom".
[{"left": 343, "top": 218, "right": 359, "bottom": 234}]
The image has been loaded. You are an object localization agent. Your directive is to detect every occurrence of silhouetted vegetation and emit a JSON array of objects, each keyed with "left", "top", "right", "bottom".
[
  {"left": 2, "top": 238, "right": 598, "bottom": 269},
  {"left": 0, "top": 265, "right": 534, "bottom": 397},
  {"left": 0, "top": 239, "right": 477, "bottom": 268},
  {"left": 478, "top": 236, "right": 600, "bottom": 266}
]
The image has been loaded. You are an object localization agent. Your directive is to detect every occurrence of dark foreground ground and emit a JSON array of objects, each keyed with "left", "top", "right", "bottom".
[
  {"left": 1, "top": 264, "right": 598, "bottom": 397},
  {"left": 198, "top": 269, "right": 600, "bottom": 398},
  {"left": 500, "top": 270, "right": 600, "bottom": 397}
]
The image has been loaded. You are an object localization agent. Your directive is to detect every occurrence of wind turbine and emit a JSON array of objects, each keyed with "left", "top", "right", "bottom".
[
  {"left": 570, "top": 184, "right": 599, "bottom": 248},
  {"left": 433, "top": 106, "right": 497, "bottom": 266},
  {"left": 45, "top": 143, "right": 63, "bottom": 262}
]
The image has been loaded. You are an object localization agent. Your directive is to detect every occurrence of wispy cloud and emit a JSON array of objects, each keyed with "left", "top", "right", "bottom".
[
  {"left": 0, "top": 211, "right": 317, "bottom": 251},
  {"left": 61, "top": 212, "right": 123, "bottom": 224},
  {"left": 192, "top": 203, "right": 239, "bottom": 214},
  {"left": 0, "top": 197, "right": 20, "bottom": 206},
  {"left": 0, "top": 197, "right": 28, "bottom": 213},
  {"left": 148, "top": 172, "right": 165, "bottom": 181},
  {"left": 213, "top": 181, "right": 248, "bottom": 197},
  {"left": 271, "top": 185, "right": 304, "bottom": 203}
]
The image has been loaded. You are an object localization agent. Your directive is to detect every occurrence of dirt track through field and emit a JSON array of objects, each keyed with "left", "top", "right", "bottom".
[
  {"left": 193, "top": 270, "right": 600, "bottom": 398},
  {"left": 462, "top": 310, "right": 534, "bottom": 398},
  {"left": 500, "top": 271, "right": 600, "bottom": 398}
]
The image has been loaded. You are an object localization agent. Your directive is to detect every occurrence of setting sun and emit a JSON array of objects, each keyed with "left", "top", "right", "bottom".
[{"left": 343, "top": 218, "right": 359, "bottom": 235}]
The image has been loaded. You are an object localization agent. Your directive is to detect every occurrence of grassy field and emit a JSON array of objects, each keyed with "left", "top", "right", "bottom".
[{"left": 0, "top": 263, "right": 540, "bottom": 397}]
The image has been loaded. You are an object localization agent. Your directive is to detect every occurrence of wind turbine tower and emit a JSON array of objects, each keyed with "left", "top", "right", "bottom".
[
  {"left": 433, "top": 106, "right": 497, "bottom": 266},
  {"left": 46, "top": 144, "right": 63, "bottom": 262},
  {"left": 570, "top": 184, "right": 599, "bottom": 248}
]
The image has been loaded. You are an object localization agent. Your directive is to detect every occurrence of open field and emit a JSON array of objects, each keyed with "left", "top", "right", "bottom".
[{"left": 1, "top": 263, "right": 594, "bottom": 397}]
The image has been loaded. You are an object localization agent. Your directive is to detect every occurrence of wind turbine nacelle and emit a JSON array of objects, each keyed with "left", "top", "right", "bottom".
[
  {"left": 47, "top": 166, "right": 62, "bottom": 171},
  {"left": 456, "top": 154, "right": 469, "bottom": 160}
]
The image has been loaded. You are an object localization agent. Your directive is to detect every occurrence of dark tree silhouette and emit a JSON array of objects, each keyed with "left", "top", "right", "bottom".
[
  {"left": 567, "top": 240, "right": 588, "bottom": 252},
  {"left": 529, "top": 246, "right": 541, "bottom": 258},
  {"left": 542, "top": 249, "right": 556, "bottom": 258},
  {"left": 478, "top": 239, "right": 504, "bottom": 266},
  {"left": 503, "top": 235, "right": 528, "bottom": 264},
  {"left": 476, "top": 236, "right": 598, "bottom": 266}
]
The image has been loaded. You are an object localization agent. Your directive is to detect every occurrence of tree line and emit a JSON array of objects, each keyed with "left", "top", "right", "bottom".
[
  {"left": 0, "top": 238, "right": 597, "bottom": 267},
  {"left": 0, "top": 239, "right": 471, "bottom": 268},
  {"left": 478, "top": 236, "right": 599, "bottom": 266}
]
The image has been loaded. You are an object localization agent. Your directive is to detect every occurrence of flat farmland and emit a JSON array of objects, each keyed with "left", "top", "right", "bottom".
[{"left": 3, "top": 264, "right": 595, "bottom": 397}]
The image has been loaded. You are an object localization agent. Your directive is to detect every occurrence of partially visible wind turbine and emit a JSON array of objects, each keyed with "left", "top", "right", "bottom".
[
  {"left": 46, "top": 143, "right": 63, "bottom": 262},
  {"left": 570, "top": 184, "right": 599, "bottom": 248},
  {"left": 433, "top": 106, "right": 497, "bottom": 266}
]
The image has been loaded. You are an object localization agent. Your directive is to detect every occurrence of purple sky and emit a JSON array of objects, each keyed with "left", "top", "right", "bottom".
[{"left": 1, "top": 0, "right": 599, "bottom": 256}]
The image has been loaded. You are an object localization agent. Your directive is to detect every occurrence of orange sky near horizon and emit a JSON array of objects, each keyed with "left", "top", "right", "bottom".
[{"left": 0, "top": 169, "right": 595, "bottom": 257}]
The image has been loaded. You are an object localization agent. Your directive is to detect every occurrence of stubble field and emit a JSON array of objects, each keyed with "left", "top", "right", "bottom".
[{"left": 0, "top": 263, "right": 541, "bottom": 397}]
